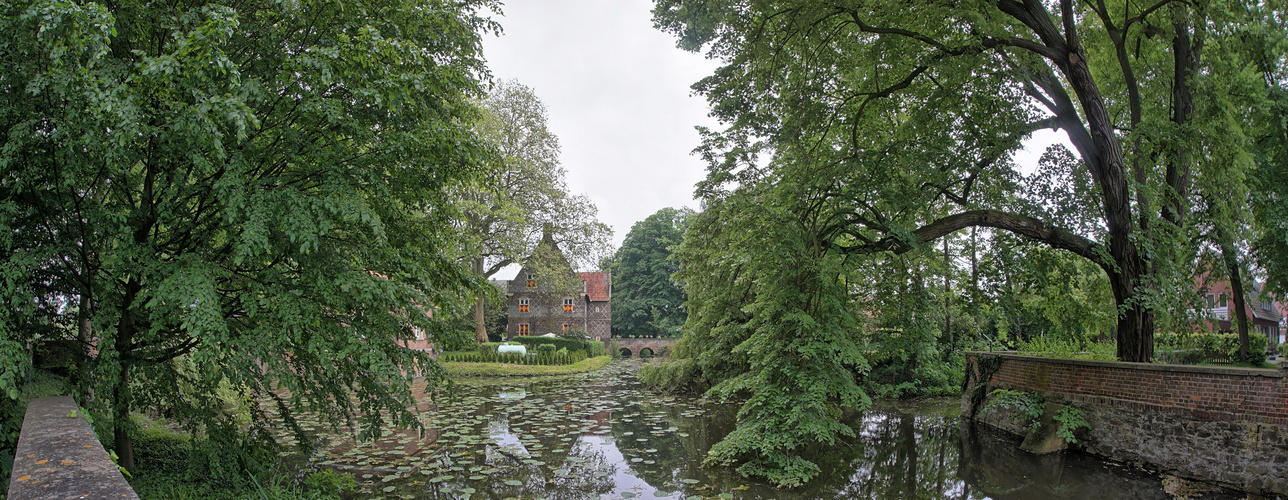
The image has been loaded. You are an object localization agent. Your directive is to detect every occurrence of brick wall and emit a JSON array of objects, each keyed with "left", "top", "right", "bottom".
[
  {"left": 979, "top": 354, "right": 1288, "bottom": 425},
  {"left": 963, "top": 352, "right": 1288, "bottom": 495}
]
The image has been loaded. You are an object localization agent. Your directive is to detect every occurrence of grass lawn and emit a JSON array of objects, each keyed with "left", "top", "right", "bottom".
[{"left": 440, "top": 355, "right": 611, "bottom": 378}]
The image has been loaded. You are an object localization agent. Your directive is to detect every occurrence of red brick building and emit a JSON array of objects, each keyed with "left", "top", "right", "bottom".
[
  {"left": 505, "top": 231, "right": 611, "bottom": 341},
  {"left": 1197, "top": 275, "right": 1283, "bottom": 344}
]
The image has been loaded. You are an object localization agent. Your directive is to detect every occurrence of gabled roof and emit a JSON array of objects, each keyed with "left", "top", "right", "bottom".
[{"left": 579, "top": 272, "right": 610, "bottom": 302}]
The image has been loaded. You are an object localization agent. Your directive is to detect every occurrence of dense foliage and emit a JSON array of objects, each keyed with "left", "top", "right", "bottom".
[
  {"left": 649, "top": 0, "right": 1286, "bottom": 487},
  {"left": 1, "top": 0, "right": 497, "bottom": 472},
  {"left": 608, "top": 207, "right": 692, "bottom": 338}
]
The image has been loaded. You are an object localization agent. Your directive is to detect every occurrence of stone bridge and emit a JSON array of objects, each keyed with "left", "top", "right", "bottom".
[{"left": 613, "top": 337, "right": 677, "bottom": 358}]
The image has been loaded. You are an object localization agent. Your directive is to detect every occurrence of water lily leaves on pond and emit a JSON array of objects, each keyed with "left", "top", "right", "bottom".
[
  {"left": 469, "top": 475, "right": 485, "bottom": 480},
  {"left": 381, "top": 474, "right": 400, "bottom": 482},
  {"left": 504, "top": 479, "right": 523, "bottom": 486},
  {"left": 680, "top": 479, "right": 699, "bottom": 484},
  {"left": 459, "top": 487, "right": 477, "bottom": 494},
  {"left": 630, "top": 458, "right": 643, "bottom": 463},
  {"left": 622, "top": 493, "right": 637, "bottom": 498},
  {"left": 678, "top": 433, "right": 690, "bottom": 438},
  {"left": 719, "top": 494, "right": 734, "bottom": 499},
  {"left": 383, "top": 486, "right": 396, "bottom": 493},
  {"left": 553, "top": 468, "right": 569, "bottom": 475}
]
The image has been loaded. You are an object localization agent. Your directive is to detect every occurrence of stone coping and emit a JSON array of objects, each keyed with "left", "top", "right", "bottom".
[
  {"left": 966, "top": 351, "right": 1285, "bottom": 379},
  {"left": 6, "top": 396, "right": 138, "bottom": 500}
]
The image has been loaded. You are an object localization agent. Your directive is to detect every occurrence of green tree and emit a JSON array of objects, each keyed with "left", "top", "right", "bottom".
[
  {"left": 651, "top": 0, "right": 1282, "bottom": 486},
  {"left": 608, "top": 207, "right": 692, "bottom": 338},
  {"left": 456, "top": 79, "right": 611, "bottom": 343},
  {"left": 655, "top": 0, "right": 1280, "bottom": 363},
  {"left": 0, "top": 0, "right": 496, "bottom": 471}
]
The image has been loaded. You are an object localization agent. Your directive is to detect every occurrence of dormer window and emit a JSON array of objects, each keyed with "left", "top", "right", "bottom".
[
  {"left": 526, "top": 274, "right": 536, "bottom": 287},
  {"left": 519, "top": 298, "right": 529, "bottom": 312},
  {"left": 563, "top": 298, "right": 574, "bottom": 312}
]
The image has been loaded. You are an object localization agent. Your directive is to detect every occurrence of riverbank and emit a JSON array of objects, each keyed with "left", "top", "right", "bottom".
[{"left": 441, "top": 355, "right": 612, "bottom": 378}]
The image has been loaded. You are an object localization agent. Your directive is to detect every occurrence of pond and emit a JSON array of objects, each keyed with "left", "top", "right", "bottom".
[{"left": 268, "top": 359, "right": 1242, "bottom": 499}]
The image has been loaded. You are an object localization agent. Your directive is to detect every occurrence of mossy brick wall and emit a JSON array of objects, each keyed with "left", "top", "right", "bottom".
[{"left": 963, "top": 352, "right": 1288, "bottom": 496}]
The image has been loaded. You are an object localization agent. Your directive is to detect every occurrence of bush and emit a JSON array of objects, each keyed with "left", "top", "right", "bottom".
[
  {"left": 1155, "top": 331, "right": 1269, "bottom": 364},
  {"left": 439, "top": 349, "right": 589, "bottom": 366},
  {"left": 440, "top": 351, "right": 481, "bottom": 363},
  {"left": 537, "top": 344, "right": 557, "bottom": 354},
  {"left": 511, "top": 336, "right": 588, "bottom": 354},
  {"left": 1016, "top": 336, "right": 1116, "bottom": 361},
  {"left": 586, "top": 340, "right": 605, "bottom": 357}
]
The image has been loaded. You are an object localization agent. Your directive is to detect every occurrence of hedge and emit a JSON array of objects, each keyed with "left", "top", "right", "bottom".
[
  {"left": 1155, "top": 331, "right": 1270, "bottom": 364},
  {"left": 440, "top": 349, "right": 588, "bottom": 366}
]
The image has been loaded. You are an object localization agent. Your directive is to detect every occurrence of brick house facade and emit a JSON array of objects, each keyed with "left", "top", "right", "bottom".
[
  {"left": 1196, "top": 275, "right": 1283, "bottom": 344},
  {"left": 505, "top": 231, "right": 611, "bottom": 342}
]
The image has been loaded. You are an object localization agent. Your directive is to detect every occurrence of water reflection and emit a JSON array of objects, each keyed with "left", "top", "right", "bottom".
[{"left": 268, "top": 359, "right": 1241, "bottom": 499}]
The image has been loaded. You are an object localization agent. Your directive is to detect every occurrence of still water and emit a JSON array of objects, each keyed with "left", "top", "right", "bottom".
[{"left": 271, "top": 359, "right": 1242, "bottom": 499}]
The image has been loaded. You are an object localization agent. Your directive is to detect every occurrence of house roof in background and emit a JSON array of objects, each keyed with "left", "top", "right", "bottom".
[{"left": 579, "top": 272, "right": 610, "bottom": 302}]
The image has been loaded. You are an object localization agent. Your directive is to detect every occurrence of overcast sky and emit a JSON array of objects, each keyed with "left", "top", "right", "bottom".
[
  {"left": 480, "top": 1, "right": 718, "bottom": 254},
  {"left": 479, "top": 1, "right": 1068, "bottom": 277}
]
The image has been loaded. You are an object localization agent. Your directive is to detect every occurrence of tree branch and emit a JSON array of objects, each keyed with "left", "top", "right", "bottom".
[{"left": 836, "top": 209, "right": 1107, "bottom": 268}]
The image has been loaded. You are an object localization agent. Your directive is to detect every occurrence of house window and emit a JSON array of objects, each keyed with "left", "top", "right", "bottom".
[
  {"left": 519, "top": 298, "right": 529, "bottom": 313},
  {"left": 562, "top": 324, "right": 570, "bottom": 331},
  {"left": 526, "top": 274, "right": 536, "bottom": 287},
  {"left": 518, "top": 324, "right": 530, "bottom": 336},
  {"left": 1205, "top": 293, "right": 1216, "bottom": 308},
  {"left": 563, "top": 298, "right": 574, "bottom": 312},
  {"left": 1218, "top": 293, "right": 1228, "bottom": 308}
]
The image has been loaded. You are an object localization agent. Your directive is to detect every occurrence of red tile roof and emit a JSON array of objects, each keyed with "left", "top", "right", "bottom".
[{"left": 579, "top": 272, "right": 610, "bottom": 302}]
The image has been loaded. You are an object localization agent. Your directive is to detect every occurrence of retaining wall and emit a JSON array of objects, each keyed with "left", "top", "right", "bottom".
[{"left": 962, "top": 352, "right": 1288, "bottom": 496}]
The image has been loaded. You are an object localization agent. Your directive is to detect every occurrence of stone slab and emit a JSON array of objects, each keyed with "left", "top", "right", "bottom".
[{"left": 6, "top": 396, "right": 138, "bottom": 500}]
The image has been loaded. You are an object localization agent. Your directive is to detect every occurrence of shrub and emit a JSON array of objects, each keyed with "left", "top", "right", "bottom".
[
  {"left": 1155, "top": 332, "right": 1269, "bottom": 364},
  {"left": 537, "top": 344, "right": 557, "bottom": 354},
  {"left": 440, "top": 351, "right": 481, "bottom": 363},
  {"left": 511, "top": 336, "right": 588, "bottom": 354},
  {"left": 586, "top": 341, "right": 605, "bottom": 357},
  {"left": 439, "top": 349, "right": 588, "bottom": 366},
  {"left": 1016, "top": 336, "right": 1116, "bottom": 361}
]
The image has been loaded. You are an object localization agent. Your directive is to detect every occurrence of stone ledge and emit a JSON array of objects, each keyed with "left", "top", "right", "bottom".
[
  {"left": 966, "top": 351, "right": 1285, "bottom": 378},
  {"left": 6, "top": 396, "right": 138, "bottom": 500}
]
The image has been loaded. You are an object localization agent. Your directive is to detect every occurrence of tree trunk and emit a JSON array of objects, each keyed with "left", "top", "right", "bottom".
[
  {"left": 1110, "top": 263, "right": 1155, "bottom": 362},
  {"left": 473, "top": 257, "right": 489, "bottom": 344},
  {"left": 944, "top": 236, "right": 953, "bottom": 355},
  {"left": 1221, "top": 243, "right": 1251, "bottom": 363},
  {"left": 112, "top": 360, "right": 134, "bottom": 471}
]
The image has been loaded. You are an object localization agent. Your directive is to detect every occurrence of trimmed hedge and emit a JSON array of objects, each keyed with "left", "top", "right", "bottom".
[
  {"left": 511, "top": 336, "right": 585, "bottom": 352},
  {"left": 1156, "top": 331, "right": 1270, "bottom": 364},
  {"left": 440, "top": 349, "right": 588, "bottom": 366}
]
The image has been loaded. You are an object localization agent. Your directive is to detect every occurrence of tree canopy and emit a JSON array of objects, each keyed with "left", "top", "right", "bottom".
[
  {"left": 455, "top": 79, "right": 612, "bottom": 343},
  {"left": 652, "top": 0, "right": 1286, "bottom": 487},
  {"left": 1, "top": 0, "right": 497, "bottom": 470},
  {"left": 608, "top": 207, "right": 692, "bottom": 338}
]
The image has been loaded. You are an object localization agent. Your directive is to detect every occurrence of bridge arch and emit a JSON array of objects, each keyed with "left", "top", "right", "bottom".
[{"left": 613, "top": 338, "right": 677, "bottom": 358}]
